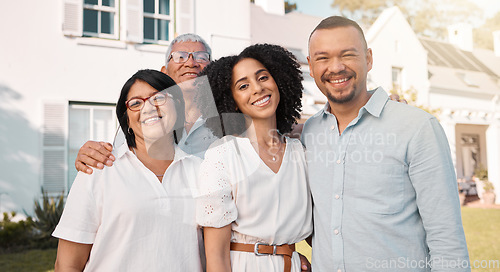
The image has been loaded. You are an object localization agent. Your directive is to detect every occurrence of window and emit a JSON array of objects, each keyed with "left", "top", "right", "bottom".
[
  {"left": 143, "top": 0, "right": 173, "bottom": 44},
  {"left": 391, "top": 67, "right": 402, "bottom": 91},
  {"left": 63, "top": 0, "right": 193, "bottom": 44},
  {"left": 83, "top": 0, "right": 118, "bottom": 38},
  {"left": 68, "top": 103, "right": 118, "bottom": 189}
]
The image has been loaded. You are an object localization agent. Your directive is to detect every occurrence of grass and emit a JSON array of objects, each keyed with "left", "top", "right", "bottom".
[
  {"left": 0, "top": 248, "right": 56, "bottom": 272},
  {"left": 462, "top": 207, "right": 500, "bottom": 272},
  {"left": 1, "top": 207, "right": 498, "bottom": 271}
]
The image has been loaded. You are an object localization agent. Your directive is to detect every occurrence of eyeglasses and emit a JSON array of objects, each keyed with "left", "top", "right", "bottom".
[
  {"left": 168, "top": 51, "right": 210, "bottom": 64},
  {"left": 125, "top": 92, "right": 172, "bottom": 111}
]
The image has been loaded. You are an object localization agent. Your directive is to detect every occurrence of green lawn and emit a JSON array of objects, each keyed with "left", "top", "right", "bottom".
[
  {"left": 462, "top": 207, "right": 500, "bottom": 272},
  {"left": 1, "top": 207, "right": 498, "bottom": 271},
  {"left": 0, "top": 248, "right": 56, "bottom": 272}
]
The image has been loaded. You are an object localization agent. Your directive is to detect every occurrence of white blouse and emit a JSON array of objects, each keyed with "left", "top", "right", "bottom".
[
  {"left": 196, "top": 136, "right": 313, "bottom": 272},
  {"left": 53, "top": 142, "right": 204, "bottom": 271}
]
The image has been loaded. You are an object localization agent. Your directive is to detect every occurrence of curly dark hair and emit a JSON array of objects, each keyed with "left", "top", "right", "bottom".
[
  {"left": 196, "top": 43, "right": 303, "bottom": 137},
  {"left": 116, "top": 69, "right": 185, "bottom": 148}
]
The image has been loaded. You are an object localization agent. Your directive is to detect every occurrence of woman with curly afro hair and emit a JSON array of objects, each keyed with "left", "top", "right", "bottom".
[{"left": 195, "top": 44, "right": 313, "bottom": 272}]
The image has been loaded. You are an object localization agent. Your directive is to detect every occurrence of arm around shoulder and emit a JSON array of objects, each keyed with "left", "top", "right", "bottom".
[{"left": 75, "top": 141, "right": 115, "bottom": 174}]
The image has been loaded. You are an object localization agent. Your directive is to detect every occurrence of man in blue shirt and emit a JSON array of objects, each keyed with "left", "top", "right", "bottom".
[{"left": 302, "top": 16, "right": 470, "bottom": 271}]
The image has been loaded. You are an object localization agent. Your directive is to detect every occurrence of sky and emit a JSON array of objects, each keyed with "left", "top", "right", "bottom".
[{"left": 292, "top": 0, "right": 500, "bottom": 21}]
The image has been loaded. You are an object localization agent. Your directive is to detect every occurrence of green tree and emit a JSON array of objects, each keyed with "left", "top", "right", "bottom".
[
  {"left": 474, "top": 11, "right": 500, "bottom": 50},
  {"left": 331, "top": 0, "right": 482, "bottom": 39},
  {"left": 285, "top": 1, "right": 297, "bottom": 13},
  {"left": 331, "top": 0, "right": 402, "bottom": 26}
]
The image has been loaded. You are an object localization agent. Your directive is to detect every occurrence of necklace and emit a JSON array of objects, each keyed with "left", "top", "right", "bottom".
[
  {"left": 132, "top": 147, "right": 163, "bottom": 177},
  {"left": 267, "top": 139, "right": 283, "bottom": 162}
]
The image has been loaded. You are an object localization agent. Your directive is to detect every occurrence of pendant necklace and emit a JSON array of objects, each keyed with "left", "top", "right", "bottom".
[{"left": 268, "top": 139, "right": 282, "bottom": 162}]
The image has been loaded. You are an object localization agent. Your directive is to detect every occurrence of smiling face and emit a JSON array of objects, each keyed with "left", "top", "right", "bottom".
[
  {"left": 126, "top": 80, "right": 177, "bottom": 145},
  {"left": 230, "top": 58, "right": 280, "bottom": 122},
  {"left": 163, "top": 41, "right": 209, "bottom": 84},
  {"left": 308, "top": 26, "right": 373, "bottom": 105}
]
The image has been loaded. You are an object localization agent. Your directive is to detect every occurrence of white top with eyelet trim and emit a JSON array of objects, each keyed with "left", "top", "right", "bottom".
[{"left": 196, "top": 135, "right": 313, "bottom": 272}]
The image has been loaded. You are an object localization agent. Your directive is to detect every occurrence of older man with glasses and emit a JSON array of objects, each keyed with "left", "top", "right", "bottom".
[{"left": 75, "top": 33, "right": 217, "bottom": 174}]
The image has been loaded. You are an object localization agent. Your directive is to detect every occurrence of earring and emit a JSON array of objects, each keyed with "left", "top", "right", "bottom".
[{"left": 128, "top": 127, "right": 133, "bottom": 135}]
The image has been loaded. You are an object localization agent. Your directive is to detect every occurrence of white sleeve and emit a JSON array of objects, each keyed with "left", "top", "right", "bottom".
[
  {"left": 52, "top": 171, "right": 101, "bottom": 244},
  {"left": 195, "top": 139, "right": 237, "bottom": 228}
]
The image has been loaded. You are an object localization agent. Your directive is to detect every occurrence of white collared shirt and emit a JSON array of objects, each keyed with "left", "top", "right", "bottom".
[{"left": 53, "top": 142, "right": 204, "bottom": 271}]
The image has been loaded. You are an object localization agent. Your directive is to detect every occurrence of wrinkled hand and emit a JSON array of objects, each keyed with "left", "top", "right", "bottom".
[
  {"left": 75, "top": 141, "right": 115, "bottom": 174},
  {"left": 299, "top": 253, "right": 311, "bottom": 271}
]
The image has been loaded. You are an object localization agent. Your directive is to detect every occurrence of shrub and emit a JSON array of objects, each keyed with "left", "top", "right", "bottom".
[
  {"left": 482, "top": 180, "right": 495, "bottom": 193},
  {"left": 474, "top": 164, "right": 488, "bottom": 180},
  {"left": 32, "top": 190, "right": 65, "bottom": 249},
  {"left": 0, "top": 191, "right": 65, "bottom": 253},
  {"left": 0, "top": 212, "right": 35, "bottom": 252}
]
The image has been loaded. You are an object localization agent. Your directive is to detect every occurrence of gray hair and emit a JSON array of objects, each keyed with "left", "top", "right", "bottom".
[{"left": 164, "top": 33, "right": 212, "bottom": 67}]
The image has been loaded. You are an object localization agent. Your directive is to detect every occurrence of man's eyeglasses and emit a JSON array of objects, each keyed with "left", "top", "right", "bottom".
[
  {"left": 168, "top": 51, "right": 210, "bottom": 64},
  {"left": 126, "top": 92, "right": 172, "bottom": 111}
]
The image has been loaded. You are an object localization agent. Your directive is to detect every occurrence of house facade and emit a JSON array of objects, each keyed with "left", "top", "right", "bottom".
[{"left": 366, "top": 7, "right": 500, "bottom": 203}]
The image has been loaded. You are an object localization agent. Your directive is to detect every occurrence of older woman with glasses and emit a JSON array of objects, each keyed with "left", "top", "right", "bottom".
[{"left": 52, "top": 69, "right": 204, "bottom": 271}]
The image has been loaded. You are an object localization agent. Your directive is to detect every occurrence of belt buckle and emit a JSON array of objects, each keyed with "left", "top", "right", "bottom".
[{"left": 254, "top": 242, "right": 277, "bottom": 256}]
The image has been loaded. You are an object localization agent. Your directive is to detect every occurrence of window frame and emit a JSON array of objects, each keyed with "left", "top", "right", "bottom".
[
  {"left": 67, "top": 102, "right": 118, "bottom": 190},
  {"left": 82, "top": 0, "right": 120, "bottom": 39},
  {"left": 143, "top": 0, "right": 174, "bottom": 45},
  {"left": 391, "top": 66, "right": 403, "bottom": 91}
]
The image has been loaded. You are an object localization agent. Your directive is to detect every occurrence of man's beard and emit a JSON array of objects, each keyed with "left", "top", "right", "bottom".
[
  {"left": 321, "top": 71, "right": 357, "bottom": 104},
  {"left": 326, "top": 89, "right": 356, "bottom": 104}
]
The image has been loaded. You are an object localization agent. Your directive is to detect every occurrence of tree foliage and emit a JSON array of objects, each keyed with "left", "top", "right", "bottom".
[
  {"left": 285, "top": 1, "right": 297, "bottom": 13},
  {"left": 474, "top": 11, "right": 500, "bottom": 50},
  {"left": 331, "top": 0, "right": 484, "bottom": 40}
]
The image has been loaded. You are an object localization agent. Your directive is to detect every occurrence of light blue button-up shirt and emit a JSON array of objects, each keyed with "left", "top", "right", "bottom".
[
  {"left": 178, "top": 116, "right": 218, "bottom": 158},
  {"left": 301, "top": 88, "right": 469, "bottom": 271}
]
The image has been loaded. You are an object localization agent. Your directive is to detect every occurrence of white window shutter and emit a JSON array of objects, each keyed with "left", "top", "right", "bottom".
[
  {"left": 126, "top": 0, "right": 143, "bottom": 43},
  {"left": 62, "top": 0, "right": 83, "bottom": 37},
  {"left": 42, "top": 102, "right": 67, "bottom": 195},
  {"left": 176, "top": 0, "right": 194, "bottom": 35}
]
